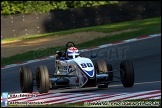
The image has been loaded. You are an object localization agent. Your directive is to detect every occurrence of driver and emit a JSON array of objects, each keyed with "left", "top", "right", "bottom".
[{"left": 66, "top": 47, "right": 80, "bottom": 59}]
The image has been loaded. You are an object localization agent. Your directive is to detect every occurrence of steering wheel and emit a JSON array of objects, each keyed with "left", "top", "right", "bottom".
[
  {"left": 64, "top": 41, "right": 75, "bottom": 55},
  {"left": 66, "top": 41, "right": 75, "bottom": 48}
]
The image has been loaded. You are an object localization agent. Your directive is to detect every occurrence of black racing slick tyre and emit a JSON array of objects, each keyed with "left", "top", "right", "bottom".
[
  {"left": 36, "top": 65, "right": 49, "bottom": 94},
  {"left": 95, "top": 60, "right": 108, "bottom": 74},
  {"left": 95, "top": 60, "right": 109, "bottom": 88},
  {"left": 120, "top": 59, "right": 134, "bottom": 87},
  {"left": 20, "top": 66, "right": 33, "bottom": 93}
]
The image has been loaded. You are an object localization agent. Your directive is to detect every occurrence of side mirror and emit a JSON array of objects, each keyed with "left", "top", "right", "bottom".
[{"left": 91, "top": 54, "right": 97, "bottom": 58}]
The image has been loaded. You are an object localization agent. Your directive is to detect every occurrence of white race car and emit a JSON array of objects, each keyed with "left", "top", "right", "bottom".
[{"left": 20, "top": 42, "right": 134, "bottom": 94}]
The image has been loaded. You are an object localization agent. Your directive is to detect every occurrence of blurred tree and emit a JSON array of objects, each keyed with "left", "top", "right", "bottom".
[{"left": 1, "top": 1, "right": 118, "bottom": 15}]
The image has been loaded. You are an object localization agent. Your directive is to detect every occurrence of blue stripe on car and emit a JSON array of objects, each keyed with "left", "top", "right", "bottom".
[{"left": 83, "top": 69, "right": 94, "bottom": 76}]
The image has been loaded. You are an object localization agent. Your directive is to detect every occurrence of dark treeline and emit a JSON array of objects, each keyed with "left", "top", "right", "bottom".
[{"left": 1, "top": 1, "right": 118, "bottom": 15}]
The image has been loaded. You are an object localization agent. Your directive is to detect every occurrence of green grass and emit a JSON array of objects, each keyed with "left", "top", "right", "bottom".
[
  {"left": 2, "top": 99, "right": 161, "bottom": 107},
  {"left": 1, "top": 17, "right": 160, "bottom": 43},
  {"left": 1, "top": 17, "right": 161, "bottom": 66}
]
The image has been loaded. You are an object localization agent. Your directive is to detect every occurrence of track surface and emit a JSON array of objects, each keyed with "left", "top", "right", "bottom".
[{"left": 1, "top": 36, "right": 161, "bottom": 95}]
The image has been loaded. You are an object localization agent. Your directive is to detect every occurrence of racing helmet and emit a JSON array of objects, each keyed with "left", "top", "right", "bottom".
[{"left": 67, "top": 47, "right": 80, "bottom": 59}]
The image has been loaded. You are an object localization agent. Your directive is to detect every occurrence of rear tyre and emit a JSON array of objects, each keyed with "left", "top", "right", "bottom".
[
  {"left": 20, "top": 66, "right": 33, "bottom": 93},
  {"left": 120, "top": 59, "right": 134, "bottom": 87},
  {"left": 36, "top": 65, "right": 49, "bottom": 94},
  {"left": 95, "top": 60, "right": 109, "bottom": 88}
]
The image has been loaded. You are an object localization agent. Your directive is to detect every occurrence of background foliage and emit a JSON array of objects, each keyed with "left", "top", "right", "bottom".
[{"left": 1, "top": 1, "right": 118, "bottom": 15}]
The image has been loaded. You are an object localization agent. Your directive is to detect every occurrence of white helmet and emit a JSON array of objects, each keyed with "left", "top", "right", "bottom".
[{"left": 67, "top": 47, "right": 80, "bottom": 59}]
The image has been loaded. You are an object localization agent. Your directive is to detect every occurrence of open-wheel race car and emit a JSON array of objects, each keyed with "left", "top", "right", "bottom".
[{"left": 20, "top": 42, "right": 134, "bottom": 94}]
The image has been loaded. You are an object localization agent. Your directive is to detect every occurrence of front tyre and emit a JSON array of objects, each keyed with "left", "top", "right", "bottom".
[
  {"left": 36, "top": 65, "right": 49, "bottom": 94},
  {"left": 95, "top": 60, "right": 109, "bottom": 88},
  {"left": 120, "top": 59, "right": 134, "bottom": 87}
]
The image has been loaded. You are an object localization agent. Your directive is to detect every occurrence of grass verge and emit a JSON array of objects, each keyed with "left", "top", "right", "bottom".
[
  {"left": 1, "top": 17, "right": 160, "bottom": 43},
  {"left": 1, "top": 17, "right": 161, "bottom": 66}
]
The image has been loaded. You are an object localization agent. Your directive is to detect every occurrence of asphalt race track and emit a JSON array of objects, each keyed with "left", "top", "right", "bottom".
[{"left": 1, "top": 35, "right": 161, "bottom": 95}]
